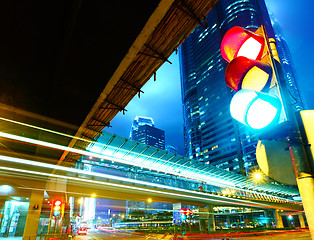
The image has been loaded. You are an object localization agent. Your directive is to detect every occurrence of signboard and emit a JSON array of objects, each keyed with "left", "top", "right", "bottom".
[
  {"left": 199, "top": 208, "right": 209, "bottom": 219},
  {"left": 173, "top": 203, "right": 181, "bottom": 210},
  {"left": 173, "top": 210, "right": 182, "bottom": 224},
  {"left": 173, "top": 203, "right": 182, "bottom": 224}
]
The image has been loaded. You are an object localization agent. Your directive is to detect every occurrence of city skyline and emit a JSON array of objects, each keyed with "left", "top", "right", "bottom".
[
  {"left": 108, "top": 0, "right": 313, "bottom": 156},
  {"left": 1, "top": 1, "right": 312, "bottom": 238}
]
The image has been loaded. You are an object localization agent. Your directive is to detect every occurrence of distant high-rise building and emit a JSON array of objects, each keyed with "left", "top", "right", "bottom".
[
  {"left": 166, "top": 145, "right": 179, "bottom": 154},
  {"left": 130, "top": 116, "right": 165, "bottom": 150},
  {"left": 179, "top": 0, "right": 303, "bottom": 174},
  {"left": 128, "top": 116, "right": 168, "bottom": 214}
]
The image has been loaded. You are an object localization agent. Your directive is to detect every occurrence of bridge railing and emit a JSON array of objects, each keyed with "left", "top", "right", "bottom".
[{"left": 76, "top": 159, "right": 298, "bottom": 205}]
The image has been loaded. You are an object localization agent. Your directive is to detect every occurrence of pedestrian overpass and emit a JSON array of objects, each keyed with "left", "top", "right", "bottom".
[{"left": 0, "top": 121, "right": 301, "bottom": 211}]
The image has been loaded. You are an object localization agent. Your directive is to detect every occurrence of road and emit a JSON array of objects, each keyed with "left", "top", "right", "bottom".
[
  {"left": 75, "top": 228, "right": 148, "bottom": 240},
  {"left": 234, "top": 230, "right": 311, "bottom": 240},
  {"left": 74, "top": 228, "right": 312, "bottom": 240}
]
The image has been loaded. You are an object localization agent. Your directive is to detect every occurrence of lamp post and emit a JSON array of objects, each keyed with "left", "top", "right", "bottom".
[
  {"left": 147, "top": 198, "right": 153, "bottom": 231},
  {"left": 246, "top": 170, "right": 265, "bottom": 227}
]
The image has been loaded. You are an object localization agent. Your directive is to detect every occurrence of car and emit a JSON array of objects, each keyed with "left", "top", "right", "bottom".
[{"left": 77, "top": 227, "right": 87, "bottom": 235}]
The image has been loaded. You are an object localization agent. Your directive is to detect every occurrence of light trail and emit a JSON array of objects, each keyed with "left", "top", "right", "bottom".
[
  {"left": 0, "top": 156, "right": 298, "bottom": 210},
  {"left": 0, "top": 130, "right": 298, "bottom": 202},
  {"left": 0, "top": 116, "right": 92, "bottom": 144},
  {"left": 0, "top": 131, "right": 236, "bottom": 188},
  {"left": 0, "top": 118, "right": 298, "bottom": 197},
  {"left": 0, "top": 118, "right": 235, "bottom": 188},
  {"left": 0, "top": 154, "right": 264, "bottom": 206}
]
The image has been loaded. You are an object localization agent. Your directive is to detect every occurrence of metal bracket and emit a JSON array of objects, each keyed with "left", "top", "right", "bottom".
[
  {"left": 103, "top": 99, "right": 127, "bottom": 115},
  {"left": 80, "top": 133, "right": 95, "bottom": 141},
  {"left": 139, "top": 44, "right": 172, "bottom": 64},
  {"left": 88, "top": 117, "right": 112, "bottom": 128},
  {"left": 120, "top": 78, "right": 144, "bottom": 98},
  {"left": 177, "top": 0, "right": 208, "bottom": 29}
]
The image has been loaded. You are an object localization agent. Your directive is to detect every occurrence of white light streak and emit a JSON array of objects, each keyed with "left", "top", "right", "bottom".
[
  {"left": 0, "top": 154, "right": 298, "bottom": 207},
  {"left": 0, "top": 156, "right": 288, "bottom": 209}
]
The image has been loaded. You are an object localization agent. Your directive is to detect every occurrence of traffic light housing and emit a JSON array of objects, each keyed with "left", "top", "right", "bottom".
[
  {"left": 180, "top": 208, "right": 192, "bottom": 220},
  {"left": 221, "top": 26, "right": 265, "bottom": 62},
  {"left": 53, "top": 200, "right": 62, "bottom": 217},
  {"left": 221, "top": 26, "right": 284, "bottom": 130},
  {"left": 225, "top": 56, "right": 272, "bottom": 92}
]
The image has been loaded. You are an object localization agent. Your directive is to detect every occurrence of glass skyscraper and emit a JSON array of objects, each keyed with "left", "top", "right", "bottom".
[
  {"left": 179, "top": 0, "right": 302, "bottom": 174},
  {"left": 128, "top": 116, "right": 169, "bottom": 216},
  {"left": 130, "top": 116, "right": 165, "bottom": 150}
]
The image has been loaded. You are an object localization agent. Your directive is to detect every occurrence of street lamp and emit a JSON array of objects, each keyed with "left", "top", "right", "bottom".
[
  {"left": 252, "top": 171, "right": 264, "bottom": 182},
  {"left": 147, "top": 198, "right": 153, "bottom": 231}
]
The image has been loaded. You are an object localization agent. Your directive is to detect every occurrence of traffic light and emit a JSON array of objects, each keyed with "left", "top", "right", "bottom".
[
  {"left": 53, "top": 200, "right": 62, "bottom": 217},
  {"left": 180, "top": 208, "right": 187, "bottom": 220},
  {"left": 220, "top": 26, "right": 283, "bottom": 130},
  {"left": 180, "top": 208, "right": 193, "bottom": 220}
]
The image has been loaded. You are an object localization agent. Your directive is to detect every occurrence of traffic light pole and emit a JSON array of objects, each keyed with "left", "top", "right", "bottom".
[
  {"left": 264, "top": 27, "right": 314, "bottom": 239},
  {"left": 288, "top": 128, "right": 314, "bottom": 237}
]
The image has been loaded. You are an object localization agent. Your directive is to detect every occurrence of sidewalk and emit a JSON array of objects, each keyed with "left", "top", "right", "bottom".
[{"left": 0, "top": 237, "right": 22, "bottom": 240}]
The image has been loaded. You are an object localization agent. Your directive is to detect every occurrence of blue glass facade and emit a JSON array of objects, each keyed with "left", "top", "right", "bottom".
[
  {"left": 270, "top": 15, "right": 304, "bottom": 112},
  {"left": 130, "top": 116, "right": 165, "bottom": 150},
  {"left": 179, "top": 0, "right": 277, "bottom": 174}
]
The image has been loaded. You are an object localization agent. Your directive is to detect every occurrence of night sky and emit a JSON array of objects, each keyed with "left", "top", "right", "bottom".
[{"left": 107, "top": 0, "right": 314, "bottom": 156}]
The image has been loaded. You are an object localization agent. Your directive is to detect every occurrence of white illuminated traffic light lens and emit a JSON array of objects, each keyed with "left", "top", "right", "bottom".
[
  {"left": 237, "top": 37, "right": 262, "bottom": 60},
  {"left": 241, "top": 66, "right": 270, "bottom": 92},
  {"left": 246, "top": 98, "right": 279, "bottom": 129},
  {"left": 230, "top": 90, "right": 257, "bottom": 123},
  {"left": 230, "top": 89, "right": 281, "bottom": 130}
]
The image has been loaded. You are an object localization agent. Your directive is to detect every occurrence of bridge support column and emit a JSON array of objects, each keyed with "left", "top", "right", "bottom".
[
  {"left": 264, "top": 210, "right": 270, "bottom": 228},
  {"left": 227, "top": 216, "right": 231, "bottom": 227},
  {"left": 274, "top": 210, "right": 284, "bottom": 228},
  {"left": 299, "top": 214, "right": 306, "bottom": 228},
  {"left": 207, "top": 205, "right": 215, "bottom": 232},
  {"left": 22, "top": 190, "right": 44, "bottom": 240},
  {"left": 199, "top": 219, "right": 206, "bottom": 233},
  {"left": 198, "top": 207, "right": 208, "bottom": 233}
]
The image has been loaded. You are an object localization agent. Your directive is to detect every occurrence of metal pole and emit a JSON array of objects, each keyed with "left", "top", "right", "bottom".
[
  {"left": 262, "top": 25, "right": 314, "bottom": 239},
  {"left": 47, "top": 203, "right": 53, "bottom": 235},
  {"left": 288, "top": 126, "right": 314, "bottom": 239}
]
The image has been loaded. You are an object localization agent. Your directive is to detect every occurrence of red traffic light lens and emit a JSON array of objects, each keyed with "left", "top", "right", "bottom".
[
  {"left": 225, "top": 56, "right": 272, "bottom": 92},
  {"left": 54, "top": 200, "right": 62, "bottom": 206},
  {"left": 221, "top": 26, "right": 264, "bottom": 62}
]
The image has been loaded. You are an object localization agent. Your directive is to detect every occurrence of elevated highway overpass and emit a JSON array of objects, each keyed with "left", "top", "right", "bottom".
[
  {"left": 0, "top": 153, "right": 302, "bottom": 212},
  {"left": 0, "top": 123, "right": 302, "bottom": 212}
]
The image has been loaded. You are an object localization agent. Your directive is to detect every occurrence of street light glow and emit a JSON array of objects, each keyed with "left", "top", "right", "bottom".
[{"left": 254, "top": 172, "right": 263, "bottom": 180}]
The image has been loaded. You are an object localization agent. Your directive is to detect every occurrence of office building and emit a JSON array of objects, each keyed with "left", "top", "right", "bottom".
[
  {"left": 179, "top": 0, "right": 302, "bottom": 174},
  {"left": 128, "top": 116, "right": 169, "bottom": 215},
  {"left": 166, "top": 145, "right": 179, "bottom": 154},
  {"left": 130, "top": 116, "right": 165, "bottom": 150}
]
